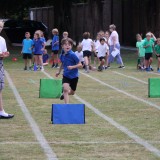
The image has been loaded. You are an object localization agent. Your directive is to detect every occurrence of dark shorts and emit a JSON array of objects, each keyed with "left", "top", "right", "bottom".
[
  {"left": 62, "top": 76, "right": 79, "bottom": 91},
  {"left": 99, "top": 56, "right": 105, "bottom": 61},
  {"left": 52, "top": 50, "right": 59, "bottom": 54},
  {"left": 145, "top": 53, "right": 152, "bottom": 60},
  {"left": 83, "top": 50, "right": 92, "bottom": 58},
  {"left": 23, "top": 53, "right": 32, "bottom": 59},
  {"left": 156, "top": 55, "right": 160, "bottom": 58},
  {"left": 34, "top": 54, "right": 42, "bottom": 56}
]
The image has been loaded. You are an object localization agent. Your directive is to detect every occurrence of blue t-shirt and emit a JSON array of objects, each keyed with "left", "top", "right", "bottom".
[
  {"left": 43, "top": 54, "right": 49, "bottom": 63},
  {"left": 60, "top": 50, "right": 80, "bottom": 79},
  {"left": 33, "top": 38, "right": 44, "bottom": 54},
  {"left": 52, "top": 35, "right": 59, "bottom": 51},
  {"left": 41, "top": 37, "right": 46, "bottom": 43},
  {"left": 22, "top": 39, "right": 33, "bottom": 54}
]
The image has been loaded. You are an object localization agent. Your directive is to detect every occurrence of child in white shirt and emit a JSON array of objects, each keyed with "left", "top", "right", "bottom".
[
  {"left": 81, "top": 32, "right": 94, "bottom": 73},
  {"left": 75, "top": 45, "right": 84, "bottom": 68},
  {"left": 97, "top": 38, "right": 109, "bottom": 71}
]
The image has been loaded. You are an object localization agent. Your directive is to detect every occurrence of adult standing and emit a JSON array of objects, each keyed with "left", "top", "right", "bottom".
[
  {"left": 107, "top": 24, "right": 125, "bottom": 69},
  {"left": 0, "top": 21, "right": 14, "bottom": 119}
]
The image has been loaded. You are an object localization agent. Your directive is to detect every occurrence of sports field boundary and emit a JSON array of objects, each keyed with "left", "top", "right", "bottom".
[
  {"left": 42, "top": 70, "right": 160, "bottom": 158},
  {"left": 5, "top": 70, "right": 58, "bottom": 160}
]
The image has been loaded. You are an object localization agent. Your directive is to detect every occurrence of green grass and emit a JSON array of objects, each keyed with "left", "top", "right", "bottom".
[{"left": 0, "top": 47, "right": 160, "bottom": 159}]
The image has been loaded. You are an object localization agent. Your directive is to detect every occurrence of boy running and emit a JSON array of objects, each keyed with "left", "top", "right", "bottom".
[{"left": 56, "top": 38, "right": 82, "bottom": 104}]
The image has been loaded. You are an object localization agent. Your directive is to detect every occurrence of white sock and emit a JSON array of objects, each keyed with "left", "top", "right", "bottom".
[{"left": 0, "top": 110, "right": 8, "bottom": 117}]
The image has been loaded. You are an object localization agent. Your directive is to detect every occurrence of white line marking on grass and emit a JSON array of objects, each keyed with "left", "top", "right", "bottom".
[
  {"left": 150, "top": 72, "right": 160, "bottom": 76},
  {"left": 42, "top": 70, "right": 160, "bottom": 157},
  {"left": 74, "top": 94, "right": 160, "bottom": 158},
  {"left": 1, "top": 141, "right": 160, "bottom": 145},
  {"left": 42, "top": 71, "right": 53, "bottom": 79},
  {"left": 0, "top": 141, "right": 140, "bottom": 145},
  {"left": 29, "top": 79, "right": 37, "bottom": 84},
  {"left": 80, "top": 71, "right": 160, "bottom": 111},
  {"left": 112, "top": 71, "right": 147, "bottom": 84},
  {"left": 5, "top": 70, "right": 58, "bottom": 160}
]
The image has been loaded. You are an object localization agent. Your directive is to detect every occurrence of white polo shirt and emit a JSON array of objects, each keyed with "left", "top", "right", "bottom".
[
  {"left": 0, "top": 36, "right": 7, "bottom": 53},
  {"left": 81, "top": 39, "right": 93, "bottom": 51},
  {"left": 97, "top": 43, "right": 109, "bottom": 57}
]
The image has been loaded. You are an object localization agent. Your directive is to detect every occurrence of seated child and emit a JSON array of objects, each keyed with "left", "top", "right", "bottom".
[
  {"left": 97, "top": 38, "right": 109, "bottom": 71},
  {"left": 43, "top": 49, "right": 49, "bottom": 66},
  {"left": 75, "top": 45, "right": 84, "bottom": 68}
]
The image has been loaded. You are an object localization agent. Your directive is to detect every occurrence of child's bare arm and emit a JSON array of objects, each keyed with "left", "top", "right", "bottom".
[
  {"left": 55, "top": 63, "right": 63, "bottom": 77},
  {"left": 151, "top": 33, "right": 157, "bottom": 41},
  {"left": 68, "top": 62, "right": 82, "bottom": 70}
]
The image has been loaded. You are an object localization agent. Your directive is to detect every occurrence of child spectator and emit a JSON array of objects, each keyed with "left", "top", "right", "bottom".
[
  {"left": 35, "top": 30, "right": 46, "bottom": 44},
  {"left": 97, "top": 38, "right": 109, "bottom": 71},
  {"left": 104, "top": 31, "right": 110, "bottom": 69},
  {"left": 63, "top": 31, "right": 69, "bottom": 39},
  {"left": 21, "top": 32, "right": 33, "bottom": 70},
  {"left": 43, "top": 49, "right": 49, "bottom": 66},
  {"left": 98, "top": 30, "right": 105, "bottom": 39},
  {"left": 55, "top": 38, "right": 82, "bottom": 104},
  {"left": 75, "top": 45, "right": 84, "bottom": 67},
  {"left": 51, "top": 28, "right": 59, "bottom": 68},
  {"left": 154, "top": 38, "right": 160, "bottom": 72},
  {"left": 0, "top": 21, "right": 14, "bottom": 119},
  {"left": 81, "top": 32, "right": 94, "bottom": 73},
  {"left": 93, "top": 34, "right": 100, "bottom": 68},
  {"left": 143, "top": 32, "right": 155, "bottom": 71},
  {"left": 33, "top": 32, "right": 45, "bottom": 71},
  {"left": 136, "top": 34, "right": 145, "bottom": 70}
]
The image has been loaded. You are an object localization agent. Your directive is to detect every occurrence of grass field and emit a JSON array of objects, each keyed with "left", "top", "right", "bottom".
[{"left": 0, "top": 46, "right": 160, "bottom": 160}]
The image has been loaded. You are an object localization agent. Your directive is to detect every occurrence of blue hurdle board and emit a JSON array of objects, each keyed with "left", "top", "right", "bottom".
[{"left": 51, "top": 104, "right": 85, "bottom": 124}]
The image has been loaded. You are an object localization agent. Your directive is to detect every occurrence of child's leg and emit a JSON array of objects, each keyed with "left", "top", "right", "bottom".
[
  {"left": 84, "top": 56, "right": 89, "bottom": 72},
  {"left": 100, "top": 59, "right": 105, "bottom": 67},
  {"left": 158, "top": 57, "right": 160, "bottom": 69},
  {"left": 149, "top": 57, "right": 153, "bottom": 66},
  {"left": 145, "top": 59, "right": 149, "bottom": 68},
  {"left": 34, "top": 55, "right": 38, "bottom": 66},
  {"left": 51, "top": 52, "right": 55, "bottom": 67},
  {"left": 105, "top": 55, "right": 109, "bottom": 67},
  {"left": 38, "top": 55, "right": 43, "bottom": 66},
  {"left": 28, "top": 59, "right": 31, "bottom": 67},
  {"left": 55, "top": 54, "right": 59, "bottom": 67},
  {"left": 63, "top": 83, "right": 70, "bottom": 104},
  {"left": 24, "top": 59, "right": 27, "bottom": 67},
  {"left": 38, "top": 55, "right": 44, "bottom": 70},
  {"left": 94, "top": 56, "right": 97, "bottom": 68}
]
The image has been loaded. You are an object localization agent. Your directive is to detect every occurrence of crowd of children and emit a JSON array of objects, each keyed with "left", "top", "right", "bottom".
[
  {"left": 20, "top": 25, "right": 160, "bottom": 105},
  {"left": 136, "top": 32, "right": 160, "bottom": 72},
  {"left": 21, "top": 24, "right": 126, "bottom": 73}
]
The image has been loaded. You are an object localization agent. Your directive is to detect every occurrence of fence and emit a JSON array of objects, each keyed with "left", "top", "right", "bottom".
[{"left": 29, "top": 6, "right": 54, "bottom": 37}]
